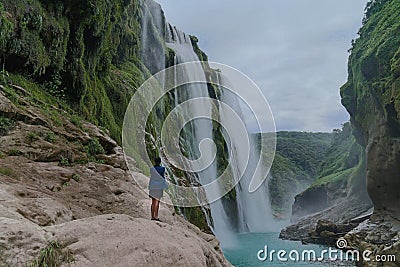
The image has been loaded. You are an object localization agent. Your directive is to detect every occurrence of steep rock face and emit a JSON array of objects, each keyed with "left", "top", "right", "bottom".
[
  {"left": 340, "top": 0, "right": 400, "bottom": 221},
  {"left": 339, "top": 1, "right": 400, "bottom": 265}
]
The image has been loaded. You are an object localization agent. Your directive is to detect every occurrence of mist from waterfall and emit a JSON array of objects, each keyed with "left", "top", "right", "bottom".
[{"left": 218, "top": 77, "right": 281, "bottom": 233}]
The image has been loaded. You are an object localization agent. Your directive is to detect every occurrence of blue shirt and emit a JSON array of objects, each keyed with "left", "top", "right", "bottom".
[{"left": 149, "top": 166, "right": 167, "bottom": 190}]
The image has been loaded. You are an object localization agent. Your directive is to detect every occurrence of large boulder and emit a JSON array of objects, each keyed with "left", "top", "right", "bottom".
[{"left": 47, "top": 214, "right": 227, "bottom": 267}]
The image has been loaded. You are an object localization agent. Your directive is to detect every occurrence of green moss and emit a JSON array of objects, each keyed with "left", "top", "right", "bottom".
[
  {"left": 1, "top": 0, "right": 145, "bottom": 143},
  {"left": 165, "top": 47, "right": 176, "bottom": 67},
  {"left": 341, "top": 0, "right": 400, "bottom": 135},
  {"left": 190, "top": 35, "right": 208, "bottom": 62},
  {"left": 84, "top": 138, "right": 105, "bottom": 156},
  {"left": 182, "top": 206, "right": 211, "bottom": 233}
]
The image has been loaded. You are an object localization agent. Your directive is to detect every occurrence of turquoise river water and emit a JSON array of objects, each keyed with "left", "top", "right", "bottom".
[{"left": 223, "top": 232, "right": 355, "bottom": 267}]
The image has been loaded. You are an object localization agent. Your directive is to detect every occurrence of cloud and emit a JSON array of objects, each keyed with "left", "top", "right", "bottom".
[{"left": 156, "top": 0, "right": 368, "bottom": 132}]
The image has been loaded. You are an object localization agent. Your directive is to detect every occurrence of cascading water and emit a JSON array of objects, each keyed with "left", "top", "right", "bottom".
[
  {"left": 217, "top": 74, "right": 280, "bottom": 233},
  {"left": 166, "top": 25, "right": 237, "bottom": 245},
  {"left": 140, "top": 0, "right": 166, "bottom": 75},
  {"left": 140, "top": 0, "right": 279, "bottom": 247}
]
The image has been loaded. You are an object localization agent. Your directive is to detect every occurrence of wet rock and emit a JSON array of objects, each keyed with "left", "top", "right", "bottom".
[
  {"left": 280, "top": 199, "right": 372, "bottom": 244},
  {"left": 345, "top": 214, "right": 400, "bottom": 267}
]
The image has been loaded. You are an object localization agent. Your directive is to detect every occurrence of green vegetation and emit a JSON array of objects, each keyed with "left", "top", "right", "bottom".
[
  {"left": 0, "top": 115, "right": 14, "bottom": 135},
  {"left": 292, "top": 123, "right": 367, "bottom": 218},
  {"left": 31, "top": 240, "right": 74, "bottom": 267},
  {"left": 44, "top": 132, "right": 56, "bottom": 143},
  {"left": 0, "top": 2, "right": 13, "bottom": 83},
  {"left": 341, "top": 0, "right": 400, "bottom": 139},
  {"left": 266, "top": 123, "right": 367, "bottom": 216},
  {"left": 84, "top": 138, "right": 105, "bottom": 156},
  {"left": 190, "top": 35, "right": 208, "bottom": 62},
  {"left": 0, "top": 166, "right": 16, "bottom": 178},
  {"left": 266, "top": 132, "right": 333, "bottom": 215},
  {"left": 72, "top": 174, "right": 80, "bottom": 182},
  {"left": 59, "top": 156, "right": 70, "bottom": 166},
  {"left": 311, "top": 167, "right": 355, "bottom": 188},
  {"left": 7, "top": 149, "right": 22, "bottom": 156},
  {"left": 26, "top": 131, "right": 40, "bottom": 143},
  {"left": 0, "top": 0, "right": 144, "bottom": 143},
  {"left": 313, "top": 122, "right": 362, "bottom": 185},
  {"left": 70, "top": 115, "right": 83, "bottom": 129},
  {"left": 274, "top": 132, "right": 332, "bottom": 177},
  {"left": 181, "top": 207, "right": 211, "bottom": 233}
]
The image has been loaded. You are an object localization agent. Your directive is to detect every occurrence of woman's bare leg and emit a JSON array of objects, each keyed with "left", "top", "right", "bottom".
[
  {"left": 151, "top": 197, "right": 156, "bottom": 219},
  {"left": 154, "top": 199, "right": 160, "bottom": 219}
]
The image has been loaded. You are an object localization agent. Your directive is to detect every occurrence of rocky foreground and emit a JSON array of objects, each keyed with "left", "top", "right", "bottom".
[{"left": 0, "top": 88, "right": 232, "bottom": 267}]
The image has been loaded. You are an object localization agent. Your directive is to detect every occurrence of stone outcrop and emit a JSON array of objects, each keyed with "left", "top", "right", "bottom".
[
  {"left": 345, "top": 214, "right": 400, "bottom": 267},
  {"left": 279, "top": 200, "right": 373, "bottom": 244},
  {"left": 0, "top": 90, "right": 232, "bottom": 266}
]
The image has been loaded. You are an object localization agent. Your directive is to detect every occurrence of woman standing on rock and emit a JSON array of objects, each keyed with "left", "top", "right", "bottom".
[{"left": 149, "top": 157, "right": 167, "bottom": 221}]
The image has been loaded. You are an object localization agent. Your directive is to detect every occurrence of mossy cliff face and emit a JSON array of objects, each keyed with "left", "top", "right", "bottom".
[
  {"left": 282, "top": 123, "right": 372, "bottom": 223},
  {"left": 0, "top": 0, "right": 145, "bottom": 143},
  {"left": 341, "top": 0, "right": 400, "bottom": 220},
  {"left": 265, "top": 131, "right": 333, "bottom": 218}
]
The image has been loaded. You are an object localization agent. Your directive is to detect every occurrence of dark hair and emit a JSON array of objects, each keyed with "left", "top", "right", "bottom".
[{"left": 154, "top": 157, "right": 161, "bottom": 166}]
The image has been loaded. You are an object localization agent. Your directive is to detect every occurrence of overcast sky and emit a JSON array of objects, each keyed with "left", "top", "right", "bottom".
[{"left": 156, "top": 0, "right": 368, "bottom": 132}]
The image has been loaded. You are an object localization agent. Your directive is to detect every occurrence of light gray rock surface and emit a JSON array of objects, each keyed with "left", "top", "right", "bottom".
[{"left": 0, "top": 91, "right": 232, "bottom": 266}]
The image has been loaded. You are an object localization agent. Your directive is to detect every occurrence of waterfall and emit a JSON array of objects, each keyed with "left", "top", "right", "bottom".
[
  {"left": 139, "top": 0, "right": 279, "bottom": 247},
  {"left": 166, "top": 24, "right": 237, "bottom": 246},
  {"left": 217, "top": 74, "right": 280, "bottom": 233},
  {"left": 140, "top": 0, "right": 166, "bottom": 75}
]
